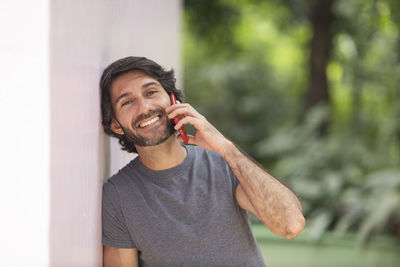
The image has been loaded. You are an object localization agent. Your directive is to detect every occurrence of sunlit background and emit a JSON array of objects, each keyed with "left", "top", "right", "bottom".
[
  {"left": 0, "top": 0, "right": 399, "bottom": 266},
  {"left": 182, "top": 1, "right": 400, "bottom": 266}
]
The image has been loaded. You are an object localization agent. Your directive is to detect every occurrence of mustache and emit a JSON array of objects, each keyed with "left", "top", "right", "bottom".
[{"left": 132, "top": 109, "right": 166, "bottom": 128}]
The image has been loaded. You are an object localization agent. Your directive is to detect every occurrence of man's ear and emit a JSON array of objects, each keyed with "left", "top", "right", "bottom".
[{"left": 110, "top": 119, "right": 124, "bottom": 135}]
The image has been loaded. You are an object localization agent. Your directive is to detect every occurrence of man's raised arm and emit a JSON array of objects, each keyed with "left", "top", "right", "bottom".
[
  {"left": 166, "top": 103, "right": 305, "bottom": 239},
  {"left": 218, "top": 141, "right": 305, "bottom": 239}
]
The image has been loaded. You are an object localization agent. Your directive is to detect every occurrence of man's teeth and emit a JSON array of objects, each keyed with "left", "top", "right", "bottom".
[{"left": 139, "top": 116, "right": 160, "bottom": 128}]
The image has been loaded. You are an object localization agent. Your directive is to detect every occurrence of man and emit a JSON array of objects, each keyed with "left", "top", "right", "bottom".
[{"left": 100, "top": 56, "right": 305, "bottom": 267}]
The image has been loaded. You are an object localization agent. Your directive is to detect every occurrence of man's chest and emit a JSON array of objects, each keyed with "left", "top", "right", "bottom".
[{"left": 119, "top": 173, "right": 243, "bottom": 265}]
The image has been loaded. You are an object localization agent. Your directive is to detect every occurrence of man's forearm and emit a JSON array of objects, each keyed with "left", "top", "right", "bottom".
[
  {"left": 218, "top": 140, "right": 305, "bottom": 238},
  {"left": 165, "top": 102, "right": 305, "bottom": 237}
]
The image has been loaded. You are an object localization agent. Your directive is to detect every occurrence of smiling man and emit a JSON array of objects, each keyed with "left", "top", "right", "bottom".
[{"left": 100, "top": 56, "right": 305, "bottom": 267}]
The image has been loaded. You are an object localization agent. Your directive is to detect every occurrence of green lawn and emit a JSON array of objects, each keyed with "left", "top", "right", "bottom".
[{"left": 252, "top": 224, "right": 400, "bottom": 267}]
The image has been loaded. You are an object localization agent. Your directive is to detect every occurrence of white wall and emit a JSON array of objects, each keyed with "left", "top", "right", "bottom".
[
  {"left": 0, "top": 0, "right": 181, "bottom": 266},
  {"left": 0, "top": 0, "right": 50, "bottom": 265}
]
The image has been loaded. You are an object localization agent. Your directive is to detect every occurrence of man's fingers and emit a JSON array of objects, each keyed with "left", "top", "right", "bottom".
[
  {"left": 166, "top": 102, "right": 188, "bottom": 113},
  {"left": 168, "top": 108, "right": 189, "bottom": 120},
  {"left": 174, "top": 116, "right": 201, "bottom": 130},
  {"left": 167, "top": 104, "right": 199, "bottom": 120}
]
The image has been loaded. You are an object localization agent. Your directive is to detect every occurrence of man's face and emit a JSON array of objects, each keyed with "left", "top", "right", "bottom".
[{"left": 109, "top": 70, "right": 175, "bottom": 149}]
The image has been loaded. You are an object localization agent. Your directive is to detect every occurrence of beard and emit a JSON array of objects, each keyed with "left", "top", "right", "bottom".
[{"left": 121, "top": 108, "right": 176, "bottom": 148}]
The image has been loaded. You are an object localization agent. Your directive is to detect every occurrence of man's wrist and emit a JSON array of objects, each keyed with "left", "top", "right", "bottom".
[{"left": 216, "top": 139, "right": 236, "bottom": 159}]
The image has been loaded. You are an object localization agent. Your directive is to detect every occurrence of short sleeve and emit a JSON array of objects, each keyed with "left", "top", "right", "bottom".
[
  {"left": 227, "top": 163, "right": 240, "bottom": 195},
  {"left": 208, "top": 149, "right": 240, "bottom": 197},
  {"left": 102, "top": 181, "right": 136, "bottom": 248},
  {"left": 211, "top": 150, "right": 240, "bottom": 198}
]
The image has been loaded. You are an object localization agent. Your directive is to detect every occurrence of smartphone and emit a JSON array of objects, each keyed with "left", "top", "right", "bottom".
[{"left": 169, "top": 93, "right": 189, "bottom": 144}]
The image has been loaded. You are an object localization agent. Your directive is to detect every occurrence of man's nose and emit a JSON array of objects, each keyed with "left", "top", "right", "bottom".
[{"left": 135, "top": 97, "right": 152, "bottom": 115}]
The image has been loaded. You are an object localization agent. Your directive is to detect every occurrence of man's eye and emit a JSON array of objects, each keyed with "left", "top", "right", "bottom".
[
  {"left": 146, "top": 90, "right": 157, "bottom": 96},
  {"left": 121, "top": 100, "right": 133, "bottom": 107}
]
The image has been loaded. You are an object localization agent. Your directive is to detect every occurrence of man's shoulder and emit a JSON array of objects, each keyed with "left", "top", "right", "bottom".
[
  {"left": 189, "top": 144, "right": 216, "bottom": 157},
  {"left": 189, "top": 145, "right": 226, "bottom": 164},
  {"left": 103, "top": 158, "right": 138, "bottom": 190}
]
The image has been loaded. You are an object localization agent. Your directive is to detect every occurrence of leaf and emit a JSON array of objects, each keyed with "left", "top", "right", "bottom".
[
  {"left": 357, "top": 190, "right": 400, "bottom": 247},
  {"left": 307, "top": 210, "right": 334, "bottom": 243}
]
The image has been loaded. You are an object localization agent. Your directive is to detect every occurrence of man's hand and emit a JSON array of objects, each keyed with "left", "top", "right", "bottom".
[
  {"left": 166, "top": 101, "right": 305, "bottom": 239},
  {"left": 166, "top": 103, "right": 230, "bottom": 154}
]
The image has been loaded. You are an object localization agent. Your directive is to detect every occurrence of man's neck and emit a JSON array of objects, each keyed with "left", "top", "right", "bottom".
[{"left": 135, "top": 135, "right": 187, "bottom": 171}]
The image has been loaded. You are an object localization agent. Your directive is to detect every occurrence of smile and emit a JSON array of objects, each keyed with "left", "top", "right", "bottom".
[{"left": 139, "top": 116, "right": 160, "bottom": 128}]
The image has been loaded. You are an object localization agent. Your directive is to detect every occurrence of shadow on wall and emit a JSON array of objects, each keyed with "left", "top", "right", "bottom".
[
  {"left": 48, "top": 1, "right": 111, "bottom": 265},
  {"left": 47, "top": 0, "right": 181, "bottom": 265}
]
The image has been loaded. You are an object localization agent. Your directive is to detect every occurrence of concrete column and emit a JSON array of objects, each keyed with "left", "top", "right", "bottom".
[{"left": 0, "top": 0, "right": 181, "bottom": 266}]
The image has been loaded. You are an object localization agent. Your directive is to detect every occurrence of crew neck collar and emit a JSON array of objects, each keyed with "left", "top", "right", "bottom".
[{"left": 130, "top": 145, "right": 193, "bottom": 179}]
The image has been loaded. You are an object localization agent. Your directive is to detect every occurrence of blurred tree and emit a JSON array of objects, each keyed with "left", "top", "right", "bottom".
[
  {"left": 184, "top": 0, "right": 240, "bottom": 58},
  {"left": 302, "top": 0, "right": 336, "bottom": 135},
  {"left": 183, "top": 0, "right": 400, "bottom": 245}
]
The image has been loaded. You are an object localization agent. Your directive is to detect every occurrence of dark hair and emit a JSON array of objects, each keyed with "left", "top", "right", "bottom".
[{"left": 100, "top": 56, "right": 184, "bottom": 153}]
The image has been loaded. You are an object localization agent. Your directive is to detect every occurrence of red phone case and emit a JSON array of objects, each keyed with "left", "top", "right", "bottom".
[{"left": 169, "top": 93, "right": 189, "bottom": 143}]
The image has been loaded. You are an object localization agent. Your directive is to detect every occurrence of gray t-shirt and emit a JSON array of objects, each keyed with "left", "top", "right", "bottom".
[{"left": 102, "top": 145, "right": 266, "bottom": 267}]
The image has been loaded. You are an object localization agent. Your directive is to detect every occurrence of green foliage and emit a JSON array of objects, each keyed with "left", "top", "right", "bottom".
[
  {"left": 253, "top": 224, "right": 400, "bottom": 267},
  {"left": 258, "top": 105, "right": 400, "bottom": 245},
  {"left": 183, "top": 0, "right": 309, "bottom": 156},
  {"left": 183, "top": 0, "right": 400, "bottom": 245}
]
